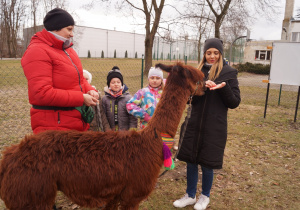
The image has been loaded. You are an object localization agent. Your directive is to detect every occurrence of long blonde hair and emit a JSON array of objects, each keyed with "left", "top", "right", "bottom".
[{"left": 197, "top": 53, "right": 223, "bottom": 81}]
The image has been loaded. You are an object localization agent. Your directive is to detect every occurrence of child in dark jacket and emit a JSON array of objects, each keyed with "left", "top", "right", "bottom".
[{"left": 102, "top": 66, "right": 137, "bottom": 131}]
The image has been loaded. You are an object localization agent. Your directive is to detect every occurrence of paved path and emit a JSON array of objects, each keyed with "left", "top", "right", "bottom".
[{"left": 238, "top": 73, "right": 299, "bottom": 92}]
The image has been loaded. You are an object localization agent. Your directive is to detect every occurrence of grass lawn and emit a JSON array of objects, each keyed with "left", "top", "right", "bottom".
[{"left": 0, "top": 59, "right": 299, "bottom": 209}]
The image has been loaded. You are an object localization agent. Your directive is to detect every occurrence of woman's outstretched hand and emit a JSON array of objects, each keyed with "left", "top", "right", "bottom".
[{"left": 205, "top": 80, "right": 226, "bottom": 90}]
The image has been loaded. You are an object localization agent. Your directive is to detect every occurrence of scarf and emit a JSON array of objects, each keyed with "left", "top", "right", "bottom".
[
  {"left": 109, "top": 87, "right": 123, "bottom": 98},
  {"left": 48, "top": 31, "right": 72, "bottom": 49},
  {"left": 148, "top": 85, "right": 162, "bottom": 93}
]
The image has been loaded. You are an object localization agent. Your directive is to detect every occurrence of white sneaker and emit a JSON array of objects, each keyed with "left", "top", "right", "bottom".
[
  {"left": 173, "top": 193, "right": 196, "bottom": 208},
  {"left": 194, "top": 194, "right": 210, "bottom": 210}
]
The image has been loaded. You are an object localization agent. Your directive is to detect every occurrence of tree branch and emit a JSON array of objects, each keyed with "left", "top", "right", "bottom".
[
  {"left": 125, "top": 0, "right": 145, "bottom": 13},
  {"left": 206, "top": 0, "right": 218, "bottom": 17}
]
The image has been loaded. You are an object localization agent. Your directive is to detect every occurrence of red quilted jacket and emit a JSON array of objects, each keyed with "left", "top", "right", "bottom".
[{"left": 22, "top": 29, "right": 95, "bottom": 134}]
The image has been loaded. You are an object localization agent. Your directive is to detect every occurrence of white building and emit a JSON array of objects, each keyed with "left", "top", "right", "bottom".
[
  {"left": 290, "top": 19, "right": 300, "bottom": 42},
  {"left": 23, "top": 25, "right": 199, "bottom": 60},
  {"left": 72, "top": 26, "right": 145, "bottom": 58},
  {"left": 243, "top": 40, "right": 273, "bottom": 65},
  {"left": 72, "top": 25, "right": 198, "bottom": 60}
]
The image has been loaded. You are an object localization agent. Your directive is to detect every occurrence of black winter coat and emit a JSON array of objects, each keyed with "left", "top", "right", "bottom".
[{"left": 177, "top": 62, "right": 241, "bottom": 169}]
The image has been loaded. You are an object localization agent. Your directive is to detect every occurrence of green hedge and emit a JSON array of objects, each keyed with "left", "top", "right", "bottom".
[{"left": 233, "top": 62, "right": 270, "bottom": 75}]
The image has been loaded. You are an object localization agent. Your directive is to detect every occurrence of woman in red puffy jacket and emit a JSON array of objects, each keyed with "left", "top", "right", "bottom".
[{"left": 22, "top": 8, "right": 99, "bottom": 134}]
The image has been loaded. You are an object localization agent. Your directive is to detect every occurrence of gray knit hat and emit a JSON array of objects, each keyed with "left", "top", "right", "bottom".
[
  {"left": 148, "top": 67, "right": 163, "bottom": 79},
  {"left": 43, "top": 8, "right": 75, "bottom": 31},
  {"left": 203, "top": 38, "right": 223, "bottom": 55}
]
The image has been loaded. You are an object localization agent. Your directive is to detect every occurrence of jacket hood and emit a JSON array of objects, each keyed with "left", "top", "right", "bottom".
[{"left": 31, "top": 29, "right": 73, "bottom": 50}]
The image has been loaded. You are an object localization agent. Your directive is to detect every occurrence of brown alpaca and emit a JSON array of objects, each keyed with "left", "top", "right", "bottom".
[{"left": 0, "top": 62, "right": 204, "bottom": 210}]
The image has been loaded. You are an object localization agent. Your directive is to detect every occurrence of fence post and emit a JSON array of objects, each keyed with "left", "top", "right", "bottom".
[
  {"left": 141, "top": 54, "right": 144, "bottom": 89},
  {"left": 278, "top": 84, "right": 282, "bottom": 105}
]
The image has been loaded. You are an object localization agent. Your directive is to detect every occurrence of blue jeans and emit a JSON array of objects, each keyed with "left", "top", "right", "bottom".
[{"left": 186, "top": 163, "right": 214, "bottom": 198}]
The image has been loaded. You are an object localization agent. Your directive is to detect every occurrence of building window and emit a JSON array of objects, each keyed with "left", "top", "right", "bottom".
[
  {"left": 255, "top": 50, "right": 272, "bottom": 60},
  {"left": 291, "top": 32, "right": 300, "bottom": 42}
]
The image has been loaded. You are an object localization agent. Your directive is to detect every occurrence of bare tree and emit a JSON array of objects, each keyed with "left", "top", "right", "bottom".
[
  {"left": 182, "top": 0, "right": 212, "bottom": 62},
  {"left": 0, "top": 0, "right": 26, "bottom": 58},
  {"left": 205, "top": 0, "right": 232, "bottom": 38},
  {"left": 163, "top": 0, "right": 212, "bottom": 62},
  {"left": 43, "top": 0, "right": 67, "bottom": 15},
  {"left": 220, "top": 2, "right": 249, "bottom": 42},
  {"left": 196, "top": 11, "right": 211, "bottom": 62},
  {"left": 88, "top": 0, "right": 166, "bottom": 73},
  {"left": 210, "top": 0, "right": 281, "bottom": 38},
  {"left": 178, "top": 0, "right": 280, "bottom": 40},
  {"left": 121, "top": 0, "right": 166, "bottom": 72},
  {"left": 30, "top": 0, "right": 40, "bottom": 33}
]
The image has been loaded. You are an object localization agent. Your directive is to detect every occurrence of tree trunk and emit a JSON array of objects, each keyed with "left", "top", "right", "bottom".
[
  {"left": 197, "top": 34, "right": 202, "bottom": 63},
  {"left": 206, "top": 0, "right": 231, "bottom": 39},
  {"left": 215, "top": 17, "right": 221, "bottom": 38},
  {"left": 1, "top": 0, "right": 24, "bottom": 58},
  {"left": 143, "top": 0, "right": 165, "bottom": 74},
  {"left": 144, "top": 37, "right": 153, "bottom": 74}
]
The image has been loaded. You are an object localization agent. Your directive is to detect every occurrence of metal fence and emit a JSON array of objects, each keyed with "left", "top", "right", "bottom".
[{"left": 0, "top": 58, "right": 299, "bottom": 146}]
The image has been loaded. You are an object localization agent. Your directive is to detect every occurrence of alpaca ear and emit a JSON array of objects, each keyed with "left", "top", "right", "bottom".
[{"left": 155, "top": 63, "right": 173, "bottom": 73}]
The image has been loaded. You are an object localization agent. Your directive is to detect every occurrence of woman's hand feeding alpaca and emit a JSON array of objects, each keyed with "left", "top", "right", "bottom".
[{"left": 205, "top": 80, "right": 226, "bottom": 90}]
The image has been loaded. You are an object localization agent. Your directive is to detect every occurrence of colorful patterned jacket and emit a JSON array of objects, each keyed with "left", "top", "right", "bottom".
[{"left": 126, "top": 85, "right": 162, "bottom": 129}]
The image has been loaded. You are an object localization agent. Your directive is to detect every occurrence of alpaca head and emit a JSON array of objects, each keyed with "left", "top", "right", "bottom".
[{"left": 155, "top": 62, "right": 205, "bottom": 96}]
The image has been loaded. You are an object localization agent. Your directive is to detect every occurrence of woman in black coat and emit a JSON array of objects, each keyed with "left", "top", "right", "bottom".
[{"left": 173, "top": 38, "right": 241, "bottom": 210}]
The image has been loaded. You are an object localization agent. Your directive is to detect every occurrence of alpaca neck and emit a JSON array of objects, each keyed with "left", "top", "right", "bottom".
[{"left": 144, "top": 84, "right": 190, "bottom": 137}]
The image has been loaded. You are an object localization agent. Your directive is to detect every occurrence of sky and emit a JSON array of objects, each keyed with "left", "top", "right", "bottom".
[{"left": 68, "top": 0, "right": 300, "bottom": 41}]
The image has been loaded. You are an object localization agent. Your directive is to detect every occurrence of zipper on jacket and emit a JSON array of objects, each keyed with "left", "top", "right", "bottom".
[
  {"left": 195, "top": 95, "right": 207, "bottom": 159},
  {"left": 63, "top": 50, "right": 83, "bottom": 92},
  {"left": 58, "top": 112, "right": 60, "bottom": 124}
]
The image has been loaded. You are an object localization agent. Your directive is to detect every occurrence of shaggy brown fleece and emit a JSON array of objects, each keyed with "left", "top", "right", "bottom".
[{"left": 0, "top": 62, "right": 204, "bottom": 210}]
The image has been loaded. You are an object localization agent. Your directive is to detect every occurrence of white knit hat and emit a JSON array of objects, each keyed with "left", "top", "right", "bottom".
[
  {"left": 148, "top": 67, "right": 163, "bottom": 79},
  {"left": 83, "top": 69, "right": 92, "bottom": 84}
]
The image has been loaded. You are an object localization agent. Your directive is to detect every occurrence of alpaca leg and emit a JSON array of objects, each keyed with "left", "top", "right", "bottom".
[
  {"left": 1, "top": 170, "right": 57, "bottom": 210},
  {"left": 5, "top": 201, "right": 55, "bottom": 210},
  {"left": 119, "top": 196, "right": 143, "bottom": 210},
  {"left": 103, "top": 198, "right": 119, "bottom": 210},
  {"left": 120, "top": 203, "right": 139, "bottom": 210}
]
